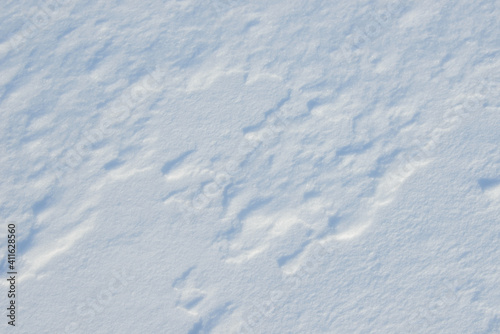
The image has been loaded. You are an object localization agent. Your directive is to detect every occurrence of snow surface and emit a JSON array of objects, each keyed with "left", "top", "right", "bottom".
[{"left": 0, "top": 0, "right": 499, "bottom": 333}]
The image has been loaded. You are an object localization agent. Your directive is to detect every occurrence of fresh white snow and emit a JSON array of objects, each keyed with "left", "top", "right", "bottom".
[{"left": 0, "top": 0, "right": 499, "bottom": 333}]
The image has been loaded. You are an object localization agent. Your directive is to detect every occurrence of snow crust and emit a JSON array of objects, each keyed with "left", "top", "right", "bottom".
[{"left": 0, "top": 0, "right": 499, "bottom": 333}]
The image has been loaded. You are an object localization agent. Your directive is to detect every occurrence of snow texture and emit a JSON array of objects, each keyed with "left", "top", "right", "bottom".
[{"left": 0, "top": 0, "right": 499, "bottom": 333}]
